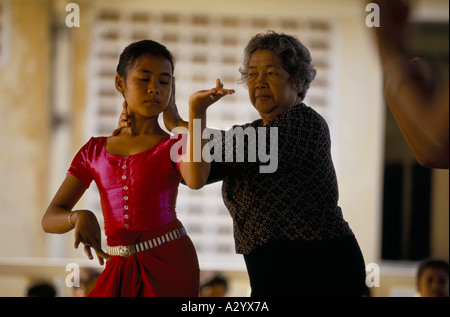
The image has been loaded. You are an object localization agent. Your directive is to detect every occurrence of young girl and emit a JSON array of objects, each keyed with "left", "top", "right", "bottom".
[{"left": 41, "top": 40, "right": 234, "bottom": 297}]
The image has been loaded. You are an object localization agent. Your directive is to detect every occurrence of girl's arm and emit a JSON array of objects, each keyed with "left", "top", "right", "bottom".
[
  {"left": 179, "top": 79, "right": 234, "bottom": 189},
  {"left": 42, "top": 174, "right": 111, "bottom": 265}
]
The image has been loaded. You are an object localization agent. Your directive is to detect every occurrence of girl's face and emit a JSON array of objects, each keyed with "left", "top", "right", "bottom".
[{"left": 115, "top": 53, "right": 173, "bottom": 119}]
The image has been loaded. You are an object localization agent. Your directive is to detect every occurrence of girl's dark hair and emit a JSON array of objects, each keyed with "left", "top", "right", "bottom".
[
  {"left": 239, "top": 30, "right": 316, "bottom": 100},
  {"left": 116, "top": 39, "right": 175, "bottom": 79}
]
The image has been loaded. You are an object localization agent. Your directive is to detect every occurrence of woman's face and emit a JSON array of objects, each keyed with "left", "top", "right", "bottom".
[
  {"left": 115, "top": 53, "right": 173, "bottom": 118},
  {"left": 247, "top": 49, "right": 302, "bottom": 124}
]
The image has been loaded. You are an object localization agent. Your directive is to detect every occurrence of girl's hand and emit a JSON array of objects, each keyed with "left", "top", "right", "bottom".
[
  {"left": 73, "top": 209, "right": 111, "bottom": 265},
  {"left": 189, "top": 79, "right": 235, "bottom": 114},
  {"left": 112, "top": 101, "right": 131, "bottom": 136}
]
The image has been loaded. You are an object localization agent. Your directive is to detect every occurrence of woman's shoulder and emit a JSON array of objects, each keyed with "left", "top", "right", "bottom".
[
  {"left": 293, "top": 103, "right": 325, "bottom": 121},
  {"left": 275, "top": 103, "right": 325, "bottom": 127}
]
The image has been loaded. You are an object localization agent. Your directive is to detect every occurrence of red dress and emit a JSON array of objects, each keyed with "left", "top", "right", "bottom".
[{"left": 68, "top": 135, "right": 199, "bottom": 297}]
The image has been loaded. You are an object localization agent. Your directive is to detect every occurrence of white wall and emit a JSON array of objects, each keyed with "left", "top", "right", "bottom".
[{"left": 0, "top": 0, "right": 447, "bottom": 297}]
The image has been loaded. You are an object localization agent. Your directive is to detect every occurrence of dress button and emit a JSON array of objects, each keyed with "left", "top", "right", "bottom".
[
  {"left": 124, "top": 196, "right": 128, "bottom": 200},
  {"left": 122, "top": 165, "right": 127, "bottom": 169},
  {"left": 124, "top": 224, "right": 129, "bottom": 228},
  {"left": 124, "top": 205, "right": 129, "bottom": 210},
  {"left": 122, "top": 175, "right": 127, "bottom": 180},
  {"left": 124, "top": 186, "right": 128, "bottom": 190},
  {"left": 124, "top": 214, "right": 129, "bottom": 219}
]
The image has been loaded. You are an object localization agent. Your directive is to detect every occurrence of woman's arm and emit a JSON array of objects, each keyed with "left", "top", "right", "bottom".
[{"left": 42, "top": 174, "right": 111, "bottom": 264}]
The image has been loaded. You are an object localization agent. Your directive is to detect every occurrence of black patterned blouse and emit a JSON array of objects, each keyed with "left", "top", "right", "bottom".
[{"left": 206, "top": 103, "right": 354, "bottom": 255}]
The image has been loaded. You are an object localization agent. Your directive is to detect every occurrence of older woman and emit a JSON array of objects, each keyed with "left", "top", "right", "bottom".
[{"left": 117, "top": 31, "right": 366, "bottom": 296}]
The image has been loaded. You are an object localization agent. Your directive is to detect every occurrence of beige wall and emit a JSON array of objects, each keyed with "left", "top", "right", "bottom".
[
  {"left": 0, "top": 0, "right": 51, "bottom": 258},
  {"left": 336, "top": 6, "right": 385, "bottom": 265},
  {"left": 0, "top": 0, "right": 448, "bottom": 297}
]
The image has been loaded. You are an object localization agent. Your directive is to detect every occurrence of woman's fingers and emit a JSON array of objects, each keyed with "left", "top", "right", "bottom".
[{"left": 112, "top": 101, "right": 131, "bottom": 136}]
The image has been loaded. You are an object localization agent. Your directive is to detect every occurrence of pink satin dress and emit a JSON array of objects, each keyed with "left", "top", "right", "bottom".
[{"left": 68, "top": 135, "right": 199, "bottom": 297}]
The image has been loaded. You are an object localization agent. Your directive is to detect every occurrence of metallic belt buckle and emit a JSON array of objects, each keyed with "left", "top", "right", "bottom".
[{"left": 118, "top": 245, "right": 135, "bottom": 257}]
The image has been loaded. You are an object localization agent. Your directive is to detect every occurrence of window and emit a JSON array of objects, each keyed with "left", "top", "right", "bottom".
[
  {"left": 381, "top": 163, "right": 432, "bottom": 260},
  {"left": 85, "top": 4, "right": 338, "bottom": 270}
]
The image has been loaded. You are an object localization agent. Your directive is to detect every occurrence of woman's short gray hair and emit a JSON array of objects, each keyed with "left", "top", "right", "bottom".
[{"left": 239, "top": 31, "right": 317, "bottom": 100}]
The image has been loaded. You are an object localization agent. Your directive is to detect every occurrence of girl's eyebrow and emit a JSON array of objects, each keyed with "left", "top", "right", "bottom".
[{"left": 138, "top": 70, "right": 172, "bottom": 78}]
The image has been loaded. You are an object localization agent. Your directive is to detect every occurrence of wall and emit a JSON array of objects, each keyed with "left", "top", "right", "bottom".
[
  {"left": 0, "top": 0, "right": 51, "bottom": 259},
  {"left": 0, "top": 0, "right": 448, "bottom": 297}
]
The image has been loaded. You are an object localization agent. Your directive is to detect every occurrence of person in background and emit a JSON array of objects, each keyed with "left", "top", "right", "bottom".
[
  {"left": 27, "top": 282, "right": 56, "bottom": 297},
  {"left": 417, "top": 259, "right": 449, "bottom": 297},
  {"left": 72, "top": 268, "right": 101, "bottom": 297},
  {"left": 200, "top": 274, "right": 229, "bottom": 297}
]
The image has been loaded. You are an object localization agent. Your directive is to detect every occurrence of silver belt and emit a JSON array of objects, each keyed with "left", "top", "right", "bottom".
[{"left": 107, "top": 227, "right": 187, "bottom": 257}]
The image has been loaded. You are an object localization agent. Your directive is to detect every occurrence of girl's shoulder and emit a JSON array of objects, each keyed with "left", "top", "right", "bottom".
[
  {"left": 74, "top": 136, "right": 107, "bottom": 160},
  {"left": 76, "top": 136, "right": 106, "bottom": 151}
]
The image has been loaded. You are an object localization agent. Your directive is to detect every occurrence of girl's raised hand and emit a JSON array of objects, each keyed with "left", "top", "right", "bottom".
[{"left": 189, "top": 79, "right": 235, "bottom": 114}]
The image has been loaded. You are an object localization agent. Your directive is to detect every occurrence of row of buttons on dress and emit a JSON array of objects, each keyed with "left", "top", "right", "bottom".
[{"left": 121, "top": 156, "right": 130, "bottom": 228}]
